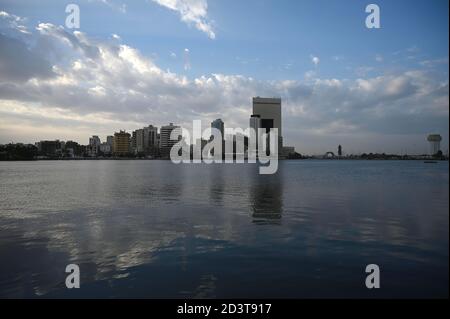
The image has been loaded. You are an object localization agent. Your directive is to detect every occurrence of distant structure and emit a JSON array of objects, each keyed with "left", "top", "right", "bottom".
[
  {"left": 211, "top": 119, "right": 225, "bottom": 139},
  {"left": 324, "top": 151, "right": 335, "bottom": 159},
  {"left": 106, "top": 136, "right": 114, "bottom": 147},
  {"left": 134, "top": 125, "right": 158, "bottom": 155},
  {"left": 89, "top": 136, "right": 101, "bottom": 147},
  {"left": 36, "top": 140, "right": 64, "bottom": 157},
  {"left": 113, "top": 130, "right": 131, "bottom": 156},
  {"left": 88, "top": 135, "right": 101, "bottom": 157},
  {"left": 252, "top": 97, "right": 283, "bottom": 155},
  {"left": 160, "top": 123, "right": 181, "bottom": 157},
  {"left": 210, "top": 119, "right": 225, "bottom": 157},
  {"left": 427, "top": 134, "right": 442, "bottom": 156},
  {"left": 338, "top": 145, "right": 342, "bottom": 157},
  {"left": 249, "top": 115, "right": 261, "bottom": 158}
]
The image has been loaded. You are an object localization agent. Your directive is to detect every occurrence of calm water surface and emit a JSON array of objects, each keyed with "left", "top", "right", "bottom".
[{"left": 0, "top": 160, "right": 448, "bottom": 298}]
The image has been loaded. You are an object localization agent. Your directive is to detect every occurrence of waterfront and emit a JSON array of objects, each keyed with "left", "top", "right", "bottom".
[{"left": 0, "top": 160, "right": 448, "bottom": 298}]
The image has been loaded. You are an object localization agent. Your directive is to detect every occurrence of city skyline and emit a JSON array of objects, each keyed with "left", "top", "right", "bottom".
[
  {"left": 0, "top": 0, "right": 448, "bottom": 154},
  {"left": 1, "top": 96, "right": 447, "bottom": 156}
]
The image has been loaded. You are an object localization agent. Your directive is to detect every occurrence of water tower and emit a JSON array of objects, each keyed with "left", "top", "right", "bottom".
[{"left": 427, "top": 134, "right": 442, "bottom": 155}]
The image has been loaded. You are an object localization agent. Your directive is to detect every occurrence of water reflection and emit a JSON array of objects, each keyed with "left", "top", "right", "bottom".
[
  {"left": 249, "top": 167, "right": 283, "bottom": 224},
  {"left": 0, "top": 160, "right": 448, "bottom": 298}
]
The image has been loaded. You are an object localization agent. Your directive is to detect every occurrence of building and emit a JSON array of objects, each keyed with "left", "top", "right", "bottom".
[
  {"left": 210, "top": 119, "right": 225, "bottom": 157},
  {"left": 65, "top": 141, "right": 82, "bottom": 157},
  {"left": 133, "top": 129, "right": 145, "bottom": 154},
  {"left": 106, "top": 136, "right": 114, "bottom": 147},
  {"left": 252, "top": 97, "right": 283, "bottom": 156},
  {"left": 99, "top": 142, "right": 112, "bottom": 155},
  {"left": 86, "top": 144, "right": 98, "bottom": 157},
  {"left": 113, "top": 130, "right": 131, "bottom": 156},
  {"left": 88, "top": 136, "right": 101, "bottom": 157},
  {"left": 160, "top": 123, "right": 181, "bottom": 158},
  {"left": 36, "top": 140, "right": 64, "bottom": 157},
  {"left": 282, "top": 146, "right": 295, "bottom": 156},
  {"left": 134, "top": 125, "right": 159, "bottom": 155},
  {"left": 249, "top": 115, "right": 261, "bottom": 158},
  {"left": 144, "top": 125, "right": 159, "bottom": 155},
  {"left": 89, "top": 136, "right": 101, "bottom": 147},
  {"left": 131, "top": 130, "right": 138, "bottom": 153},
  {"left": 211, "top": 119, "right": 225, "bottom": 139},
  {"left": 427, "top": 134, "right": 442, "bottom": 156},
  {"left": 250, "top": 114, "right": 261, "bottom": 132},
  {"left": 338, "top": 145, "right": 343, "bottom": 157}
]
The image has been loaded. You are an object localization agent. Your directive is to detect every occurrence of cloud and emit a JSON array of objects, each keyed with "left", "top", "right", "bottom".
[
  {"left": 184, "top": 48, "right": 191, "bottom": 70},
  {"left": 93, "top": 0, "right": 127, "bottom": 13},
  {"left": 151, "top": 0, "right": 215, "bottom": 39},
  {"left": 0, "top": 34, "right": 55, "bottom": 82},
  {"left": 419, "top": 57, "right": 449, "bottom": 68},
  {"left": 0, "top": 11, "right": 30, "bottom": 35},
  {"left": 0, "top": 12, "right": 448, "bottom": 153},
  {"left": 310, "top": 55, "right": 320, "bottom": 67}
]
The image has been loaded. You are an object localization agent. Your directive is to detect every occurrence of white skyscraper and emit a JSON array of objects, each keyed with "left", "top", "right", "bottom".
[{"left": 252, "top": 97, "right": 283, "bottom": 156}]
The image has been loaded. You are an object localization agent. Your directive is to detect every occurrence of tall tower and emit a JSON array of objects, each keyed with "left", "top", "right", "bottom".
[
  {"left": 252, "top": 97, "right": 283, "bottom": 155},
  {"left": 427, "top": 134, "right": 442, "bottom": 155}
]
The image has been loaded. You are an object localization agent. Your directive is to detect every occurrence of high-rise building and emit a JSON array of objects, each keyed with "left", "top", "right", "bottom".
[
  {"left": 160, "top": 123, "right": 181, "bottom": 157},
  {"left": 135, "top": 125, "right": 159, "bottom": 154},
  {"left": 211, "top": 119, "right": 225, "bottom": 139},
  {"left": 106, "top": 136, "right": 114, "bottom": 147},
  {"left": 113, "top": 130, "right": 131, "bottom": 156},
  {"left": 131, "top": 131, "right": 138, "bottom": 153},
  {"left": 144, "top": 125, "right": 158, "bottom": 153},
  {"left": 135, "top": 129, "right": 144, "bottom": 153},
  {"left": 427, "top": 134, "right": 442, "bottom": 155},
  {"left": 252, "top": 97, "right": 283, "bottom": 155}
]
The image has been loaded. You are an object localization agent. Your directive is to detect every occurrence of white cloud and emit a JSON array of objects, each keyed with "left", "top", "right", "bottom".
[
  {"left": 375, "top": 54, "right": 383, "bottom": 62},
  {"left": 310, "top": 55, "right": 320, "bottom": 67},
  {"left": 151, "top": 0, "right": 215, "bottom": 39},
  {"left": 93, "top": 0, "right": 127, "bottom": 13},
  {"left": 0, "top": 10, "right": 30, "bottom": 35}
]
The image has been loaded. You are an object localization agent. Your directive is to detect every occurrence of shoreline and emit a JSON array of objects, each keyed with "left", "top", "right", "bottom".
[{"left": 0, "top": 158, "right": 448, "bottom": 162}]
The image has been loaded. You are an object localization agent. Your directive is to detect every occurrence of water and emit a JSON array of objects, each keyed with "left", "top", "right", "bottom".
[{"left": 0, "top": 160, "right": 448, "bottom": 298}]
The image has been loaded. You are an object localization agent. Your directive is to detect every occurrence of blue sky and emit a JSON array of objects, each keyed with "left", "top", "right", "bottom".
[
  {"left": 2, "top": 0, "right": 448, "bottom": 79},
  {"left": 0, "top": 0, "right": 448, "bottom": 154}
]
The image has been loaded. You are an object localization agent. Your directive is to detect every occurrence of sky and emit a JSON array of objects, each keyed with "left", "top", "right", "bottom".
[{"left": 0, "top": 0, "right": 448, "bottom": 155}]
